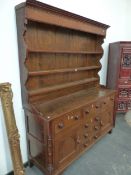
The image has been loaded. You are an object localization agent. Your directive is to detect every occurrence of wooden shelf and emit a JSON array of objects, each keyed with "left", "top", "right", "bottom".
[
  {"left": 29, "top": 66, "right": 101, "bottom": 76},
  {"left": 28, "top": 77, "right": 99, "bottom": 96},
  {"left": 28, "top": 49, "right": 103, "bottom": 55}
]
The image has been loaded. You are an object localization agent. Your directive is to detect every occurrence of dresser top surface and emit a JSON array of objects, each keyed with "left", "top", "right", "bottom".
[{"left": 25, "top": 87, "right": 115, "bottom": 120}]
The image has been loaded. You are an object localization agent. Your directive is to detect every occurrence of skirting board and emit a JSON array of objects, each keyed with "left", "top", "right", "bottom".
[{"left": 6, "top": 162, "right": 28, "bottom": 175}]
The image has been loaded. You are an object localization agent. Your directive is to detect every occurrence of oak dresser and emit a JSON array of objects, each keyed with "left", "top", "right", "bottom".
[{"left": 15, "top": 0, "right": 116, "bottom": 174}]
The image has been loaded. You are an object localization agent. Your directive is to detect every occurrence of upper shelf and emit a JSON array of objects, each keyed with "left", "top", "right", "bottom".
[{"left": 27, "top": 49, "right": 103, "bottom": 55}]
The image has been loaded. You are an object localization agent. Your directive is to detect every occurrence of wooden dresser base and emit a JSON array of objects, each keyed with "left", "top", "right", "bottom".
[{"left": 25, "top": 88, "right": 115, "bottom": 175}]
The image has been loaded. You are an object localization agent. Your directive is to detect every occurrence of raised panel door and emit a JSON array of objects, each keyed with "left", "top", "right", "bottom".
[{"left": 54, "top": 125, "right": 82, "bottom": 169}]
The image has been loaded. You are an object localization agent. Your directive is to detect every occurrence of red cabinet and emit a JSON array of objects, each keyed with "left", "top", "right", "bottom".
[{"left": 107, "top": 42, "right": 131, "bottom": 112}]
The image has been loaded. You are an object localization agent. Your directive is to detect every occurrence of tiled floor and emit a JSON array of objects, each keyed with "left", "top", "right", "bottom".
[{"left": 25, "top": 114, "right": 131, "bottom": 175}]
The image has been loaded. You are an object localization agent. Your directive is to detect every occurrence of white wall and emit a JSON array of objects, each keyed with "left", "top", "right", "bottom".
[
  {"left": 126, "top": 0, "right": 131, "bottom": 39},
  {"left": 0, "top": 0, "right": 131, "bottom": 174}
]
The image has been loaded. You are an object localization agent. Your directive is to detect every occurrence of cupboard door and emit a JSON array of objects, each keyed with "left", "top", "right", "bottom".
[{"left": 54, "top": 125, "right": 82, "bottom": 169}]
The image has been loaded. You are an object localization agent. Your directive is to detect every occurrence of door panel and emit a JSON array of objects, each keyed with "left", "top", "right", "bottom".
[{"left": 54, "top": 125, "right": 82, "bottom": 168}]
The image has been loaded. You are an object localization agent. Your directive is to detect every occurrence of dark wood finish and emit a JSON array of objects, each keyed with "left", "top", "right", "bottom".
[
  {"left": 15, "top": 1, "right": 115, "bottom": 174},
  {"left": 28, "top": 65, "right": 101, "bottom": 76},
  {"left": 107, "top": 41, "right": 131, "bottom": 112}
]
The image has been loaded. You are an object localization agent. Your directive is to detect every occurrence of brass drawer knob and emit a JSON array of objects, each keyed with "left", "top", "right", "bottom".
[
  {"left": 94, "top": 135, "right": 98, "bottom": 139},
  {"left": 85, "top": 110, "right": 89, "bottom": 114},
  {"left": 84, "top": 143, "right": 88, "bottom": 147},
  {"left": 85, "top": 123, "right": 89, "bottom": 128},
  {"left": 76, "top": 137, "right": 81, "bottom": 144},
  {"left": 58, "top": 122, "right": 64, "bottom": 129},
  {"left": 74, "top": 115, "right": 80, "bottom": 120},
  {"left": 48, "top": 152, "right": 52, "bottom": 156},
  {"left": 94, "top": 126, "right": 99, "bottom": 131},
  {"left": 95, "top": 105, "right": 99, "bottom": 108},
  {"left": 84, "top": 133, "right": 88, "bottom": 138},
  {"left": 110, "top": 97, "right": 114, "bottom": 101},
  {"left": 100, "top": 121, "right": 104, "bottom": 126},
  {"left": 95, "top": 117, "right": 100, "bottom": 121}
]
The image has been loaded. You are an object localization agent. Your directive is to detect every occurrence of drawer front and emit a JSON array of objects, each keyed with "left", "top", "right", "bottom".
[
  {"left": 82, "top": 104, "right": 94, "bottom": 147},
  {"left": 53, "top": 109, "right": 82, "bottom": 135},
  {"left": 100, "top": 110, "right": 113, "bottom": 132},
  {"left": 82, "top": 100, "right": 103, "bottom": 116},
  {"left": 82, "top": 95, "right": 114, "bottom": 144},
  {"left": 82, "top": 95, "right": 114, "bottom": 115},
  {"left": 101, "top": 95, "right": 115, "bottom": 112},
  {"left": 53, "top": 95, "right": 115, "bottom": 136}
]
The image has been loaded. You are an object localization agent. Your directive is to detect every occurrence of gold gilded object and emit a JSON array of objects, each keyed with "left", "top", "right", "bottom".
[{"left": 0, "top": 83, "right": 25, "bottom": 175}]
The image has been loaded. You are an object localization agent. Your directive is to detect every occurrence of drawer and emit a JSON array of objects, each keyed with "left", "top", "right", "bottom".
[
  {"left": 83, "top": 95, "right": 115, "bottom": 117},
  {"left": 101, "top": 95, "right": 115, "bottom": 112},
  {"left": 53, "top": 109, "right": 82, "bottom": 134},
  {"left": 83, "top": 102, "right": 101, "bottom": 117}
]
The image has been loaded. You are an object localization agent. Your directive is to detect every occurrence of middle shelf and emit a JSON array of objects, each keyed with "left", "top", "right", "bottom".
[{"left": 28, "top": 66, "right": 101, "bottom": 76}]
